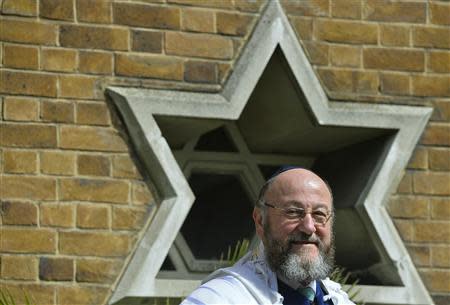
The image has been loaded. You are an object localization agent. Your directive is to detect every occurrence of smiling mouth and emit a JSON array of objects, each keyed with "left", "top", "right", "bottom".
[{"left": 291, "top": 240, "right": 317, "bottom": 246}]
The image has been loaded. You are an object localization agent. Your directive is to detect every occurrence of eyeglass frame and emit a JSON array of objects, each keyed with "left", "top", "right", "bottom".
[{"left": 260, "top": 201, "right": 333, "bottom": 226}]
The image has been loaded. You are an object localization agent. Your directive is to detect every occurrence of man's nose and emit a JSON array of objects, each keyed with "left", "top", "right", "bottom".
[{"left": 297, "top": 213, "right": 316, "bottom": 234}]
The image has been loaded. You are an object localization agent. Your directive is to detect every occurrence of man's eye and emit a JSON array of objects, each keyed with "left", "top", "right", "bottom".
[
  {"left": 313, "top": 211, "right": 327, "bottom": 217},
  {"left": 285, "top": 209, "right": 304, "bottom": 217},
  {"left": 312, "top": 211, "right": 328, "bottom": 222}
]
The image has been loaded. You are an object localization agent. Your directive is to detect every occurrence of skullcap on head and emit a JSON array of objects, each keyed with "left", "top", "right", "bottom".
[{"left": 269, "top": 165, "right": 304, "bottom": 180}]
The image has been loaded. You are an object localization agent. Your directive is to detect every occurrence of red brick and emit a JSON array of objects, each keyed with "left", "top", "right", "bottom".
[
  {"left": 216, "top": 12, "right": 253, "bottom": 36},
  {"left": 290, "top": 16, "right": 313, "bottom": 40},
  {"left": 115, "top": 53, "right": 183, "bottom": 80},
  {"left": 132, "top": 181, "right": 154, "bottom": 205},
  {"left": 412, "top": 75, "right": 450, "bottom": 97},
  {"left": 315, "top": 20, "right": 378, "bottom": 44},
  {"left": 59, "top": 231, "right": 130, "bottom": 256},
  {"left": 1, "top": 0, "right": 37, "bottom": 16},
  {"left": 185, "top": 60, "right": 218, "bottom": 83},
  {"left": 235, "top": 0, "right": 264, "bottom": 13},
  {"left": 131, "top": 30, "right": 163, "bottom": 53},
  {"left": 413, "top": 27, "right": 450, "bottom": 49},
  {"left": 407, "top": 146, "right": 428, "bottom": 170},
  {"left": 414, "top": 222, "right": 450, "bottom": 243},
  {"left": 40, "top": 151, "right": 75, "bottom": 176},
  {"left": 421, "top": 123, "right": 450, "bottom": 146},
  {"left": 39, "top": 257, "right": 73, "bottom": 281},
  {"left": 0, "top": 19, "right": 57, "bottom": 45},
  {"left": 1, "top": 228, "right": 56, "bottom": 253},
  {"left": 413, "top": 171, "right": 450, "bottom": 196},
  {"left": 40, "top": 0, "right": 73, "bottom": 21},
  {"left": 77, "top": 204, "right": 109, "bottom": 229},
  {"left": 60, "top": 178, "right": 129, "bottom": 204},
  {"left": 331, "top": 0, "right": 361, "bottom": 19},
  {"left": 113, "top": 2, "right": 180, "bottom": 29},
  {"left": 3, "top": 97, "right": 39, "bottom": 121},
  {"left": 388, "top": 196, "right": 428, "bottom": 219},
  {"left": 380, "top": 25, "right": 410, "bottom": 47},
  {"left": 364, "top": 48, "right": 424, "bottom": 72},
  {"left": 1, "top": 201, "right": 38, "bottom": 225},
  {"left": 431, "top": 198, "right": 450, "bottom": 220},
  {"left": 432, "top": 246, "right": 450, "bottom": 267},
  {"left": 329, "top": 45, "right": 360, "bottom": 68},
  {"left": 182, "top": 8, "right": 214, "bottom": 33},
  {"left": 79, "top": 51, "right": 113, "bottom": 75},
  {"left": 40, "top": 203, "right": 75, "bottom": 228},
  {"left": 429, "top": 148, "right": 450, "bottom": 171},
  {"left": 380, "top": 73, "right": 410, "bottom": 96},
  {"left": 3, "top": 44, "right": 39, "bottom": 69},
  {"left": 60, "top": 25, "right": 128, "bottom": 50},
  {"left": 58, "top": 286, "right": 108, "bottom": 305},
  {"left": 76, "top": 102, "right": 110, "bottom": 126},
  {"left": 76, "top": 259, "right": 122, "bottom": 283},
  {"left": 407, "top": 245, "right": 430, "bottom": 267},
  {"left": 1, "top": 123, "right": 56, "bottom": 148},
  {"left": 393, "top": 219, "right": 413, "bottom": 242},
  {"left": 397, "top": 172, "right": 412, "bottom": 194},
  {"left": 0, "top": 284, "right": 54, "bottom": 305},
  {"left": 281, "top": 0, "right": 329, "bottom": 17},
  {"left": 77, "top": 154, "right": 111, "bottom": 177},
  {"left": 364, "top": 0, "right": 425, "bottom": 23},
  {"left": 0, "top": 70, "right": 57, "bottom": 97},
  {"left": 77, "top": 0, "right": 111, "bottom": 24},
  {"left": 59, "top": 75, "right": 98, "bottom": 99},
  {"left": 430, "top": 2, "right": 450, "bottom": 26},
  {"left": 303, "top": 41, "right": 329, "bottom": 65},
  {"left": 431, "top": 100, "right": 450, "bottom": 122},
  {"left": 166, "top": 32, "right": 233, "bottom": 59},
  {"left": 41, "top": 100, "right": 74, "bottom": 123},
  {"left": 59, "top": 126, "right": 127, "bottom": 152},
  {"left": 419, "top": 269, "right": 450, "bottom": 292},
  {"left": 1, "top": 255, "right": 38, "bottom": 280},
  {"left": 429, "top": 51, "right": 450, "bottom": 74},
  {"left": 112, "top": 206, "right": 146, "bottom": 230},
  {"left": 167, "top": 0, "right": 234, "bottom": 9},
  {"left": 1, "top": 176, "right": 56, "bottom": 201},
  {"left": 318, "top": 68, "right": 378, "bottom": 94},
  {"left": 3, "top": 150, "right": 37, "bottom": 174},
  {"left": 41, "top": 48, "right": 77, "bottom": 72},
  {"left": 112, "top": 155, "right": 139, "bottom": 179}
]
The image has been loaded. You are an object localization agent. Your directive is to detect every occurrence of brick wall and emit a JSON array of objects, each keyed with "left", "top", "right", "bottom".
[{"left": 0, "top": 1, "right": 448, "bottom": 305}]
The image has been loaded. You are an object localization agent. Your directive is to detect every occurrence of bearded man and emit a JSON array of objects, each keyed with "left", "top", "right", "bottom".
[{"left": 181, "top": 168, "right": 355, "bottom": 305}]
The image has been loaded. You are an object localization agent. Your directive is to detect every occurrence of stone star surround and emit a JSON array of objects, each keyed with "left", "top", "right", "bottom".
[{"left": 106, "top": 2, "right": 433, "bottom": 304}]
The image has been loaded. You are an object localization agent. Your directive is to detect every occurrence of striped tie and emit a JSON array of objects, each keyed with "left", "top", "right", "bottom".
[{"left": 298, "top": 286, "right": 315, "bottom": 303}]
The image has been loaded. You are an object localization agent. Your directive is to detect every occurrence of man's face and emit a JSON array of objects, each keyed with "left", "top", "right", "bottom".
[{"left": 253, "top": 169, "right": 334, "bottom": 285}]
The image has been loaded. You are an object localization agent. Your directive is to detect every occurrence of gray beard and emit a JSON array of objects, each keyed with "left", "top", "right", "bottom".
[{"left": 264, "top": 221, "right": 335, "bottom": 287}]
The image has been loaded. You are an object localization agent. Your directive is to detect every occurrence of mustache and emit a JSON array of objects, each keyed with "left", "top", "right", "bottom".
[{"left": 287, "top": 233, "right": 320, "bottom": 244}]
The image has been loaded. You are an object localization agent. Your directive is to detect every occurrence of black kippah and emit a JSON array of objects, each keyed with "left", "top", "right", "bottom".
[{"left": 269, "top": 165, "right": 304, "bottom": 179}]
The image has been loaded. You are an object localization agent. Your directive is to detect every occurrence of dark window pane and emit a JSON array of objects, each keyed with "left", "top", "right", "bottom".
[
  {"left": 195, "top": 126, "right": 238, "bottom": 152},
  {"left": 181, "top": 172, "right": 254, "bottom": 260}
]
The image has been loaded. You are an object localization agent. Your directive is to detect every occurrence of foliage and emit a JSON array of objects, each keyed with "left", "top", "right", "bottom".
[
  {"left": 0, "top": 289, "right": 34, "bottom": 305},
  {"left": 330, "top": 267, "right": 364, "bottom": 305},
  {"left": 220, "top": 238, "right": 250, "bottom": 265}
]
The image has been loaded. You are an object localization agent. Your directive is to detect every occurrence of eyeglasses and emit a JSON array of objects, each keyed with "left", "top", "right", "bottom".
[{"left": 262, "top": 202, "right": 332, "bottom": 226}]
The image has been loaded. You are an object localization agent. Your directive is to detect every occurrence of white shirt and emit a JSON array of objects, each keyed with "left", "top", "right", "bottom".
[{"left": 181, "top": 243, "right": 355, "bottom": 305}]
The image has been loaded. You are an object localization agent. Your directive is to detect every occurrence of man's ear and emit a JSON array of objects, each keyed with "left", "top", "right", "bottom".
[{"left": 253, "top": 207, "right": 264, "bottom": 239}]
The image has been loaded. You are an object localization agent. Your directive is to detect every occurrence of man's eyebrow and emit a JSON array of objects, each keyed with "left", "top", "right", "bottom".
[{"left": 284, "top": 201, "right": 330, "bottom": 209}]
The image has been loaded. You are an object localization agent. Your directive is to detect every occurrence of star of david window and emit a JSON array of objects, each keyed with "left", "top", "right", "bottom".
[
  {"left": 107, "top": 2, "right": 432, "bottom": 304},
  {"left": 155, "top": 49, "right": 398, "bottom": 287}
]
